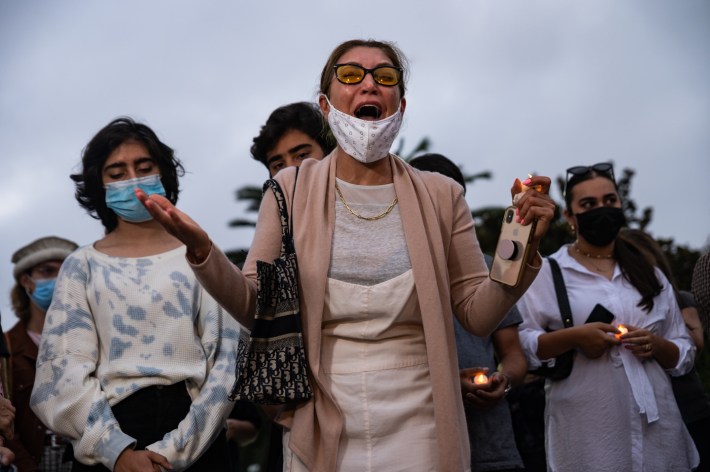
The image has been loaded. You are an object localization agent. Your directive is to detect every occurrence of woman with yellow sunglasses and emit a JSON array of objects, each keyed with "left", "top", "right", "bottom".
[{"left": 141, "top": 39, "right": 556, "bottom": 472}]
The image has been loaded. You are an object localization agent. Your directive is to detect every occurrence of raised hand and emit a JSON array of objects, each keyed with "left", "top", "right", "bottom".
[
  {"left": 510, "top": 175, "right": 556, "bottom": 266},
  {"left": 135, "top": 189, "right": 212, "bottom": 263},
  {"left": 511, "top": 176, "right": 556, "bottom": 241}
]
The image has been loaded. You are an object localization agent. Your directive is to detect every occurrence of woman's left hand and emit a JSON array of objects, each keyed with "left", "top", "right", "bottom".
[
  {"left": 619, "top": 324, "right": 657, "bottom": 360},
  {"left": 511, "top": 176, "right": 556, "bottom": 266},
  {"left": 511, "top": 176, "right": 556, "bottom": 242},
  {"left": 135, "top": 189, "right": 212, "bottom": 263}
]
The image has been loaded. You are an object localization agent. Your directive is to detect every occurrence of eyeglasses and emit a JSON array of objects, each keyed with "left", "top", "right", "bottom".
[
  {"left": 333, "top": 64, "right": 402, "bottom": 86},
  {"left": 564, "top": 162, "right": 615, "bottom": 196},
  {"left": 31, "top": 263, "right": 61, "bottom": 279}
]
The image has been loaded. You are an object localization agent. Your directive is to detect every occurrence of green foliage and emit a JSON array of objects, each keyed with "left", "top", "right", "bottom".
[
  {"left": 394, "top": 136, "right": 431, "bottom": 159},
  {"left": 235, "top": 186, "right": 264, "bottom": 213},
  {"left": 656, "top": 238, "right": 701, "bottom": 291}
]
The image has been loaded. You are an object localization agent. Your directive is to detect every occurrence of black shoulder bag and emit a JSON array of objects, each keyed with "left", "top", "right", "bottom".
[
  {"left": 528, "top": 257, "right": 575, "bottom": 381},
  {"left": 229, "top": 170, "right": 313, "bottom": 404}
]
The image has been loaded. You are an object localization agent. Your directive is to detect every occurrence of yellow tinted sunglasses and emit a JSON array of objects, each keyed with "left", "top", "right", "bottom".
[{"left": 333, "top": 64, "right": 402, "bottom": 86}]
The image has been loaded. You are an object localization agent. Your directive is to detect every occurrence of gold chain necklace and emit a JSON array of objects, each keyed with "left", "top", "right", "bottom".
[
  {"left": 335, "top": 182, "right": 398, "bottom": 221},
  {"left": 572, "top": 243, "right": 614, "bottom": 274},
  {"left": 573, "top": 242, "right": 613, "bottom": 259}
]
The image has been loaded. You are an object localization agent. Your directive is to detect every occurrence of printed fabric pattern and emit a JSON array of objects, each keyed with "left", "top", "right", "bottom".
[
  {"left": 230, "top": 177, "right": 313, "bottom": 404},
  {"left": 29, "top": 245, "right": 240, "bottom": 471}
]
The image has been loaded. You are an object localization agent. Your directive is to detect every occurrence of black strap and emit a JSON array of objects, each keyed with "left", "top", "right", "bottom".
[
  {"left": 547, "top": 258, "right": 573, "bottom": 328},
  {"left": 262, "top": 167, "right": 299, "bottom": 257}
]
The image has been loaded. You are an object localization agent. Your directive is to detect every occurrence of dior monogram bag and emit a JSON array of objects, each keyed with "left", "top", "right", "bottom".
[{"left": 229, "top": 172, "right": 313, "bottom": 404}]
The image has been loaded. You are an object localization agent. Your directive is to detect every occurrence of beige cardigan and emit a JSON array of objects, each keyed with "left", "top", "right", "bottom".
[{"left": 192, "top": 153, "right": 539, "bottom": 471}]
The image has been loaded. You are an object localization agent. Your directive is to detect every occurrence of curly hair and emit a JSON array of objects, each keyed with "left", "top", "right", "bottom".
[
  {"left": 11, "top": 283, "right": 31, "bottom": 324},
  {"left": 70, "top": 117, "right": 184, "bottom": 232}
]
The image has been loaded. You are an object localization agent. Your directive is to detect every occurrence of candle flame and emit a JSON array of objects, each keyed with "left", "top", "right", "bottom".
[
  {"left": 616, "top": 324, "right": 628, "bottom": 339},
  {"left": 473, "top": 373, "right": 489, "bottom": 385},
  {"left": 523, "top": 174, "right": 543, "bottom": 192}
]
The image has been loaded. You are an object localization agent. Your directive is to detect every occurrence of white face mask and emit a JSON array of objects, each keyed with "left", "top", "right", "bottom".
[{"left": 323, "top": 95, "right": 403, "bottom": 164}]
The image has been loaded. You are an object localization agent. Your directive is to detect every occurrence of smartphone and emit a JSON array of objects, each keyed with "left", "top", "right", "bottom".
[
  {"left": 585, "top": 304, "right": 615, "bottom": 324},
  {"left": 489, "top": 206, "right": 536, "bottom": 287}
]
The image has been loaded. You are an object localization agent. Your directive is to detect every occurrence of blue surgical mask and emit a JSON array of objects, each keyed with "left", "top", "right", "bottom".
[
  {"left": 105, "top": 174, "right": 166, "bottom": 223},
  {"left": 29, "top": 278, "right": 57, "bottom": 311}
]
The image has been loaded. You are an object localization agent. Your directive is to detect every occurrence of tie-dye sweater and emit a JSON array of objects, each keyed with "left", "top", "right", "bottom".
[{"left": 30, "top": 244, "right": 241, "bottom": 471}]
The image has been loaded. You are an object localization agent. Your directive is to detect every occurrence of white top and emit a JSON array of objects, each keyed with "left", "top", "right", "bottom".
[
  {"left": 30, "top": 245, "right": 241, "bottom": 470},
  {"left": 329, "top": 178, "right": 411, "bottom": 285},
  {"left": 517, "top": 246, "right": 699, "bottom": 471}
]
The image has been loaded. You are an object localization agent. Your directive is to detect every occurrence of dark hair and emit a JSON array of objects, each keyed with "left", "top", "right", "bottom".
[
  {"left": 564, "top": 168, "right": 615, "bottom": 211},
  {"left": 11, "top": 283, "right": 30, "bottom": 324},
  {"left": 319, "top": 39, "right": 408, "bottom": 99},
  {"left": 71, "top": 117, "right": 184, "bottom": 233},
  {"left": 408, "top": 153, "right": 466, "bottom": 195},
  {"left": 566, "top": 165, "right": 661, "bottom": 311},
  {"left": 251, "top": 102, "right": 334, "bottom": 168},
  {"left": 617, "top": 229, "right": 678, "bottom": 304}
]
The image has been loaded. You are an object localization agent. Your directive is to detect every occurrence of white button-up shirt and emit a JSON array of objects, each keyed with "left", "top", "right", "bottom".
[{"left": 517, "top": 246, "right": 699, "bottom": 472}]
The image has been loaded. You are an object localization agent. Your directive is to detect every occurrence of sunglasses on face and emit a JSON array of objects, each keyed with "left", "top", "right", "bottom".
[
  {"left": 564, "top": 162, "right": 615, "bottom": 196},
  {"left": 333, "top": 64, "right": 402, "bottom": 86}
]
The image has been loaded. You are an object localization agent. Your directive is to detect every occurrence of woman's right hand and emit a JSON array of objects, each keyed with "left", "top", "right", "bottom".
[
  {"left": 115, "top": 448, "right": 172, "bottom": 472},
  {"left": 576, "top": 323, "right": 621, "bottom": 358},
  {"left": 135, "top": 189, "right": 212, "bottom": 263}
]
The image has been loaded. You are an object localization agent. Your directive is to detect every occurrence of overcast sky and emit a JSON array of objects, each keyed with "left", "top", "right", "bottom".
[{"left": 1, "top": 0, "right": 709, "bottom": 331}]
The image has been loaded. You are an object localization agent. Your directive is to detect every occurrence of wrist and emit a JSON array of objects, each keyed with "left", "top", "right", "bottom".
[
  {"left": 497, "top": 372, "right": 512, "bottom": 396},
  {"left": 187, "top": 240, "right": 212, "bottom": 265}
]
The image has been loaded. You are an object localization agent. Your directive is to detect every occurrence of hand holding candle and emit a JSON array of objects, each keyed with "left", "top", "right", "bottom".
[
  {"left": 472, "top": 372, "right": 489, "bottom": 385},
  {"left": 615, "top": 324, "right": 628, "bottom": 339},
  {"left": 462, "top": 368, "right": 490, "bottom": 387},
  {"left": 512, "top": 174, "right": 544, "bottom": 206},
  {"left": 459, "top": 368, "right": 512, "bottom": 410}
]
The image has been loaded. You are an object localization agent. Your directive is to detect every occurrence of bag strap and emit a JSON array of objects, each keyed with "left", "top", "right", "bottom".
[
  {"left": 547, "top": 257, "right": 573, "bottom": 328},
  {"left": 262, "top": 167, "right": 299, "bottom": 256}
]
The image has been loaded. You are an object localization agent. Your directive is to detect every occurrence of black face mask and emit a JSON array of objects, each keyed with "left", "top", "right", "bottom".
[{"left": 575, "top": 207, "right": 626, "bottom": 247}]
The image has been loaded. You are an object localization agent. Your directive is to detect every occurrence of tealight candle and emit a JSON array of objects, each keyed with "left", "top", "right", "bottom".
[
  {"left": 616, "top": 324, "right": 628, "bottom": 339},
  {"left": 472, "top": 373, "right": 489, "bottom": 385}
]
